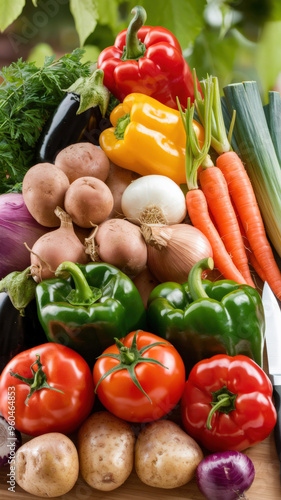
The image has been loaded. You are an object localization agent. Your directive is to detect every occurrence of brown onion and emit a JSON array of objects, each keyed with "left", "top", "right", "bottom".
[
  {"left": 143, "top": 223, "right": 213, "bottom": 283},
  {"left": 29, "top": 207, "right": 89, "bottom": 282},
  {"left": 133, "top": 267, "right": 159, "bottom": 308},
  {"left": 85, "top": 218, "right": 147, "bottom": 277}
]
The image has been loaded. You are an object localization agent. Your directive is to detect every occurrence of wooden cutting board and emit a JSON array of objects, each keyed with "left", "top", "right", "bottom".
[{"left": 0, "top": 423, "right": 280, "bottom": 499}]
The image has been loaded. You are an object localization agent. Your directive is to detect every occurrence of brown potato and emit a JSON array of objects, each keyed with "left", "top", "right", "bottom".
[
  {"left": 135, "top": 420, "right": 204, "bottom": 489},
  {"left": 15, "top": 433, "right": 79, "bottom": 497},
  {"left": 64, "top": 176, "right": 114, "bottom": 228},
  {"left": 105, "top": 162, "right": 140, "bottom": 218},
  {"left": 55, "top": 142, "right": 110, "bottom": 183},
  {"left": 22, "top": 163, "right": 70, "bottom": 227},
  {"left": 78, "top": 411, "right": 135, "bottom": 491}
]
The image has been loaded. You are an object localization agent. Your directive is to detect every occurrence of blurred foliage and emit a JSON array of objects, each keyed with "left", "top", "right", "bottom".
[
  {"left": 1, "top": 0, "right": 281, "bottom": 97},
  {"left": 27, "top": 42, "right": 54, "bottom": 66}
]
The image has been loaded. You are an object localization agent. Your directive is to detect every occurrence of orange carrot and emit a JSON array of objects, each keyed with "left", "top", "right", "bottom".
[
  {"left": 217, "top": 151, "right": 281, "bottom": 298},
  {"left": 199, "top": 165, "right": 256, "bottom": 288},
  {"left": 234, "top": 205, "right": 267, "bottom": 283},
  {"left": 186, "top": 188, "right": 248, "bottom": 284}
]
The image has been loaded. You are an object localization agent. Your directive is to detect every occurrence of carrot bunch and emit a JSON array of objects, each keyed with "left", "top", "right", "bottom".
[{"left": 180, "top": 74, "right": 281, "bottom": 299}]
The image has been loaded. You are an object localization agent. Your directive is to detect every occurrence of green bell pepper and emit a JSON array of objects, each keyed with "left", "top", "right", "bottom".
[
  {"left": 35, "top": 261, "right": 146, "bottom": 366},
  {"left": 147, "top": 257, "right": 265, "bottom": 373}
]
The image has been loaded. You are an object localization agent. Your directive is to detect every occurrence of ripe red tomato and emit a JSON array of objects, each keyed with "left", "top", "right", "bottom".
[
  {"left": 0, "top": 343, "right": 95, "bottom": 436},
  {"left": 93, "top": 330, "right": 186, "bottom": 422}
]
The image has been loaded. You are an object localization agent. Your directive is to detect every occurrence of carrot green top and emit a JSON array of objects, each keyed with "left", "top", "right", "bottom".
[
  {"left": 178, "top": 74, "right": 214, "bottom": 190},
  {"left": 194, "top": 71, "right": 235, "bottom": 155}
]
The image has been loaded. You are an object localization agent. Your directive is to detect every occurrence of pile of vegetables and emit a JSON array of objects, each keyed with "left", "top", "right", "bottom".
[{"left": 0, "top": 4, "right": 281, "bottom": 499}]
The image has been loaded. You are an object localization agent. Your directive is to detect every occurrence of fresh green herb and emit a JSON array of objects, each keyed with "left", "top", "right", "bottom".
[
  {"left": 0, "top": 49, "right": 91, "bottom": 194},
  {"left": 106, "top": 94, "right": 120, "bottom": 117}
]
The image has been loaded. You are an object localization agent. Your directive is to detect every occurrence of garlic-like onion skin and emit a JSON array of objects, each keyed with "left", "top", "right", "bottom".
[
  {"left": 121, "top": 175, "right": 187, "bottom": 225},
  {"left": 145, "top": 224, "right": 213, "bottom": 283},
  {"left": 85, "top": 218, "right": 147, "bottom": 278},
  {"left": 30, "top": 207, "right": 89, "bottom": 282}
]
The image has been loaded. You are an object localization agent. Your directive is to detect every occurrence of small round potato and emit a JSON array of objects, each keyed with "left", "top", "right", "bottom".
[
  {"left": 64, "top": 176, "right": 114, "bottom": 227},
  {"left": 135, "top": 419, "right": 204, "bottom": 489},
  {"left": 55, "top": 142, "right": 110, "bottom": 183},
  {"left": 15, "top": 433, "right": 79, "bottom": 497},
  {"left": 78, "top": 411, "right": 135, "bottom": 491},
  {"left": 22, "top": 163, "right": 70, "bottom": 227},
  {"left": 105, "top": 162, "right": 140, "bottom": 218}
]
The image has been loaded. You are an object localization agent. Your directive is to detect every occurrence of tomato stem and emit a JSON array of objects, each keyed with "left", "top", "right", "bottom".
[
  {"left": 95, "top": 331, "right": 168, "bottom": 401},
  {"left": 9, "top": 354, "right": 64, "bottom": 406},
  {"left": 115, "top": 340, "right": 136, "bottom": 364}
]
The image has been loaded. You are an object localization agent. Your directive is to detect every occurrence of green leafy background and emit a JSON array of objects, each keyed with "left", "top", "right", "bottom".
[
  {"left": 0, "top": 0, "right": 25, "bottom": 32},
  {"left": 1, "top": 0, "right": 281, "bottom": 96}
]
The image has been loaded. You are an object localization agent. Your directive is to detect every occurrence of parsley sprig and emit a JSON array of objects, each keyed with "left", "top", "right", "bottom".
[{"left": 0, "top": 49, "right": 91, "bottom": 193}]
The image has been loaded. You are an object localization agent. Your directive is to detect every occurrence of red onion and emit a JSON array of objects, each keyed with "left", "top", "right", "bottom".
[
  {"left": 0, "top": 414, "right": 22, "bottom": 467},
  {"left": 0, "top": 193, "right": 48, "bottom": 279},
  {"left": 196, "top": 451, "right": 255, "bottom": 500}
]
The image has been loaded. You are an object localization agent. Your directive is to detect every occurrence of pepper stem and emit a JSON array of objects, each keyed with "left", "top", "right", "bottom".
[
  {"left": 9, "top": 354, "right": 64, "bottom": 406},
  {"left": 55, "top": 261, "right": 101, "bottom": 306},
  {"left": 188, "top": 257, "right": 214, "bottom": 301},
  {"left": 122, "top": 5, "right": 147, "bottom": 61},
  {"left": 114, "top": 113, "right": 131, "bottom": 140},
  {"left": 207, "top": 385, "right": 237, "bottom": 430}
]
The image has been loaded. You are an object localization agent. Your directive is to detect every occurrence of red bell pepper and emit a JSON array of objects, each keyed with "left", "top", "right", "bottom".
[
  {"left": 181, "top": 354, "right": 277, "bottom": 452},
  {"left": 97, "top": 5, "right": 202, "bottom": 110}
]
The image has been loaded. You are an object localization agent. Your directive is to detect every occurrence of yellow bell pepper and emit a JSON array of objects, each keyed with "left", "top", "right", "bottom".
[{"left": 99, "top": 93, "right": 204, "bottom": 185}]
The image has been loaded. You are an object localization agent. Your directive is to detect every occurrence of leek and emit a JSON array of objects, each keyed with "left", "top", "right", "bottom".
[
  {"left": 263, "top": 91, "right": 281, "bottom": 167},
  {"left": 223, "top": 81, "right": 281, "bottom": 258}
]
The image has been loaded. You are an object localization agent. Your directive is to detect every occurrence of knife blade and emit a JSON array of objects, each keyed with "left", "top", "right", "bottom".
[{"left": 262, "top": 281, "right": 281, "bottom": 466}]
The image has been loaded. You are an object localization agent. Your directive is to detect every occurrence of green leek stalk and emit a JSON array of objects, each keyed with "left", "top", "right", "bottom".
[
  {"left": 223, "top": 81, "right": 281, "bottom": 258},
  {"left": 263, "top": 91, "right": 281, "bottom": 168}
]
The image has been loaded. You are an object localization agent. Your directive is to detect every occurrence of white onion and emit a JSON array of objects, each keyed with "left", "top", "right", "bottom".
[
  {"left": 121, "top": 175, "right": 187, "bottom": 225},
  {"left": 144, "top": 223, "right": 213, "bottom": 283}
]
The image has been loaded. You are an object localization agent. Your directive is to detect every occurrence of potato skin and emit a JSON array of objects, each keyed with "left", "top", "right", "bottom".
[
  {"left": 78, "top": 411, "right": 135, "bottom": 491},
  {"left": 15, "top": 433, "right": 79, "bottom": 497},
  {"left": 22, "top": 163, "right": 70, "bottom": 227},
  {"left": 105, "top": 162, "right": 140, "bottom": 218},
  {"left": 64, "top": 176, "right": 114, "bottom": 227},
  {"left": 55, "top": 142, "right": 110, "bottom": 183},
  {"left": 135, "top": 420, "right": 204, "bottom": 489}
]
